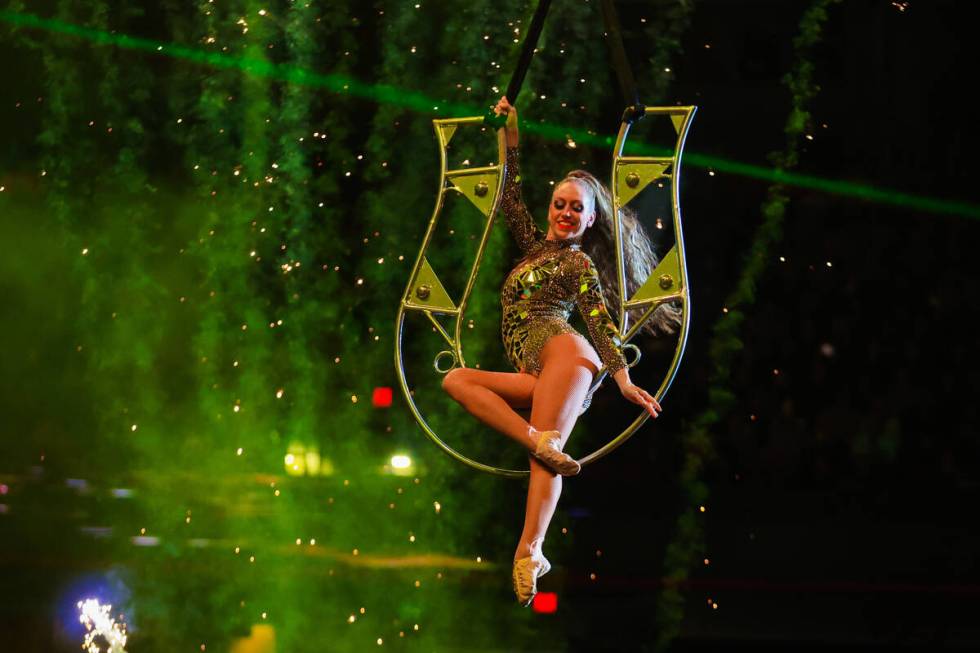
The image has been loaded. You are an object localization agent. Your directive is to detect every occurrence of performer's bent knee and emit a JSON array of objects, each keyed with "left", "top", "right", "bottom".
[{"left": 441, "top": 367, "right": 467, "bottom": 399}]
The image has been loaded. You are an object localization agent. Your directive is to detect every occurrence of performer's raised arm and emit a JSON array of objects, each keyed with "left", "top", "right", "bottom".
[{"left": 494, "top": 96, "right": 543, "bottom": 253}]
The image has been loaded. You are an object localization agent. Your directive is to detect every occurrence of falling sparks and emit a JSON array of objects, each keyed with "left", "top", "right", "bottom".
[{"left": 78, "top": 599, "right": 128, "bottom": 653}]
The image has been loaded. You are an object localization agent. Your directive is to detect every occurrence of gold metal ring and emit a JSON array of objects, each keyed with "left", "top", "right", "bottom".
[
  {"left": 433, "top": 350, "right": 457, "bottom": 374},
  {"left": 623, "top": 343, "right": 642, "bottom": 368}
]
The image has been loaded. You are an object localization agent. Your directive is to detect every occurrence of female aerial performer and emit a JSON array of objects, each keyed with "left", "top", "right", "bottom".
[{"left": 442, "top": 96, "right": 679, "bottom": 606}]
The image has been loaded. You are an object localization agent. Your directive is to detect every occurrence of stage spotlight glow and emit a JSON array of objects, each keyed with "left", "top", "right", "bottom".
[
  {"left": 372, "top": 386, "right": 393, "bottom": 407},
  {"left": 387, "top": 454, "right": 416, "bottom": 476},
  {"left": 532, "top": 592, "right": 558, "bottom": 613}
]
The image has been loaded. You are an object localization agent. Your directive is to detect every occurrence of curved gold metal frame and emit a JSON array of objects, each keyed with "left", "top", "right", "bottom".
[
  {"left": 395, "top": 106, "right": 696, "bottom": 478},
  {"left": 578, "top": 105, "right": 697, "bottom": 466}
]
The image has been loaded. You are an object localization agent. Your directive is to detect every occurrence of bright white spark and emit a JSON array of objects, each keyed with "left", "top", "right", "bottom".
[{"left": 78, "top": 598, "right": 128, "bottom": 653}]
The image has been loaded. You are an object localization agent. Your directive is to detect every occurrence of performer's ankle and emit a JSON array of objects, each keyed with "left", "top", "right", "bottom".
[
  {"left": 514, "top": 537, "right": 544, "bottom": 560},
  {"left": 527, "top": 425, "right": 541, "bottom": 447}
]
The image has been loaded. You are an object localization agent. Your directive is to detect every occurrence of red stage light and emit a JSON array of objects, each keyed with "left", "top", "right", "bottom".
[
  {"left": 372, "top": 387, "right": 393, "bottom": 407},
  {"left": 532, "top": 592, "right": 557, "bottom": 613}
]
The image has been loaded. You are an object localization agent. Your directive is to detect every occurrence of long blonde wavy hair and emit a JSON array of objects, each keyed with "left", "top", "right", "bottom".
[{"left": 562, "top": 170, "right": 682, "bottom": 336}]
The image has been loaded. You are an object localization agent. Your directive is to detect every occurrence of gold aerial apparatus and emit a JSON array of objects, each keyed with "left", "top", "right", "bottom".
[{"left": 394, "top": 106, "right": 696, "bottom": 478}]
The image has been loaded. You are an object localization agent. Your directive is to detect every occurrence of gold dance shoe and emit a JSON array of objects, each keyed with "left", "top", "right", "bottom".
[
  {"left": 512, "top": 553, "right": 551, "bottom": 606},
  {"left": 532, "top": 430, "right": 581, "bottom": 476}
]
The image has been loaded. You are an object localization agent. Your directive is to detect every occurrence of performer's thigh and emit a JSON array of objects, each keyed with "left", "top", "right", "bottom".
[
  {"left": 531, "top": 334, "right": 599, "bottom": 437},
  {"left": 443, "top": 367, "right": 537, "bottom": 409}
]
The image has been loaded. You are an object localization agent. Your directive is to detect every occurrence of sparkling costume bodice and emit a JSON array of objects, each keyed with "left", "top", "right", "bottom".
[{"left": 499, "top": 146, "right": 627, "bottom": 377}]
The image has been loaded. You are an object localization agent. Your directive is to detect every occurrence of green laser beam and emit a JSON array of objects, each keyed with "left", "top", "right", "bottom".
[
  {"left": 682, "top": 152, "right": 980, "bottom": 219},
  {"left": 3, "top": 8, "right": 977, "bottom": 220}
]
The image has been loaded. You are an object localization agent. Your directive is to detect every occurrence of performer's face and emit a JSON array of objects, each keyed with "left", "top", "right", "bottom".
[{"left": 547, "top": 180, "right": 595, "bottom": 240}]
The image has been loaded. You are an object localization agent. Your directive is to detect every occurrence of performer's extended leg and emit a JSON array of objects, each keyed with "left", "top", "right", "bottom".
[
  {"left": 442, "top": 368, "right": 538, "bottom": 449},
  {"left": 515, "top": 334, "right": 598, "bottom": 560}
]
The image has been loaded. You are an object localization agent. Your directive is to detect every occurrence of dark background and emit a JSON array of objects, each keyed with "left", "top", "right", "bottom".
[{"left": 565, "top": 1, "right": 980, "bottom": 649}]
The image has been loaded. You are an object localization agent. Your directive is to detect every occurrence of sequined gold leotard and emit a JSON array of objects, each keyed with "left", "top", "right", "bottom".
[{"left": 499, "top": 146, "right": 627, "bottom": 389}]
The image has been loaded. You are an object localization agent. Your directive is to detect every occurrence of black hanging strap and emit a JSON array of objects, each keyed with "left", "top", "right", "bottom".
[
  {"left": 485, "top": 0, "right": 553, "bottom": 128},
  {"left": 600, "top": 0, "right": 646, "bottom": 123},
  {"left": 484, "top": 0, "right": 645, "bottom": 128}
]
